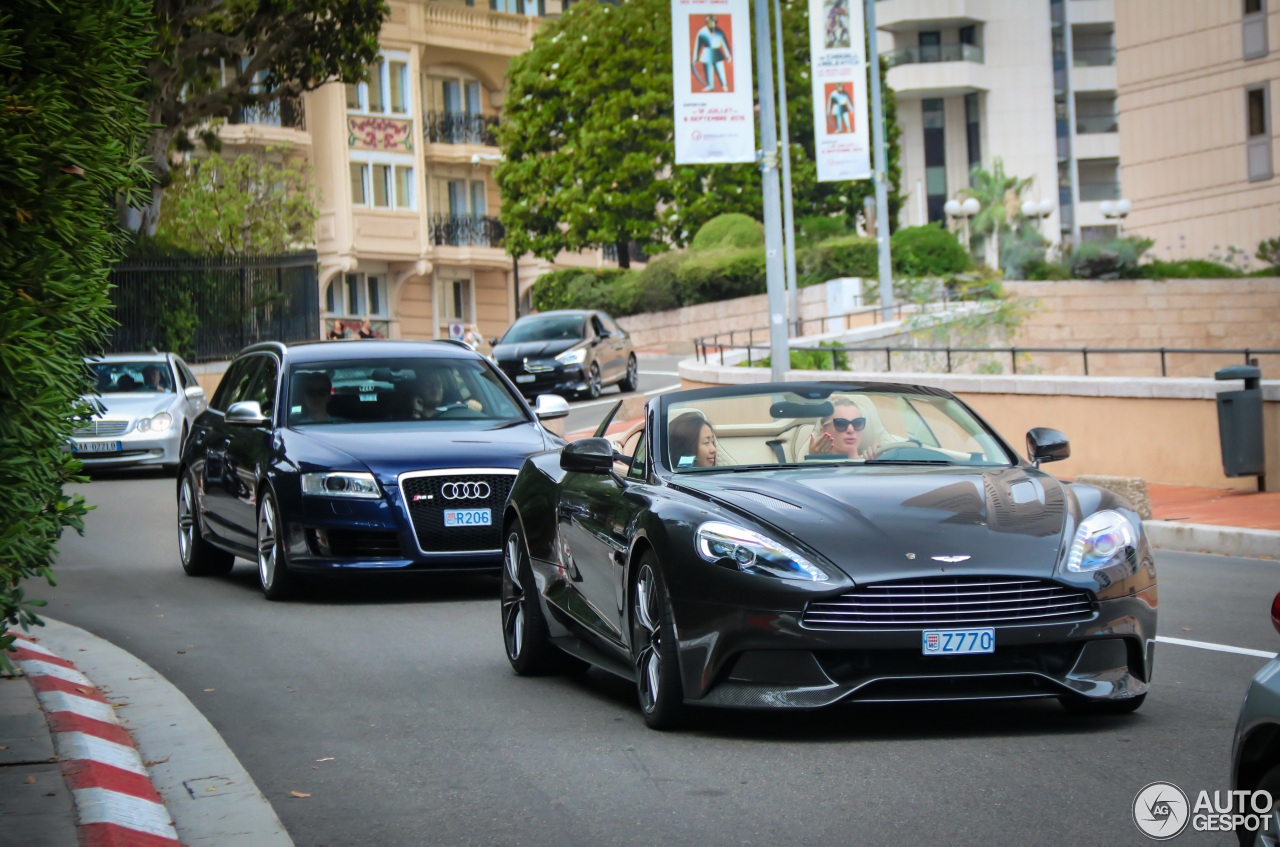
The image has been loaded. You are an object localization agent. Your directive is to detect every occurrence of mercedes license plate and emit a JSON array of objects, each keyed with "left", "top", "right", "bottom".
[
  {"left": 515, "top": 375, "right": 536, "bottom": 383},
  {"left": 923, "top": 628, "right": 994, "bottom": 656},
  {"left": 444, "top": 508, "right": 491, "bottom": 528},
  {"left": 73, "top": 440, "right": 121, "bottom": 454}
]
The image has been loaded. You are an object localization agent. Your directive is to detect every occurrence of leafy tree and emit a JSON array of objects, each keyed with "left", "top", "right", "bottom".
[
  {"left": 497, "top": 0, "right": 903, "bottom": 263},
  {"left": 0, "top": 0, "right": 153, "bottom": 663},
  {"left": 959, "top": 157, "right": 1032, "bottom": 272},
  {"left": 131, "top": 0, "right": 388, "bottom": 231},
  {"left": 157, "top": 144, "right": 318, "bottom": 254}
]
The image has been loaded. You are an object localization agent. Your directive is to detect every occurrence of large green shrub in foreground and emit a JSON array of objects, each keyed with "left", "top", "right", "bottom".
[
  {"left": 891, "top": 224, "right": 972, "bottom": 277},
  {"left": 799, "top": 235, "right": 879, "bottom": 286},
  {"left": 0, "top": 0, "right": 152, "bottom": 660}
]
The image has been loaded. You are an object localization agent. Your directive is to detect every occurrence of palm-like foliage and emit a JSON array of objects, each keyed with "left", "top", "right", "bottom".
[{"left": 960, "top": 158, "right": 1032, "bottom": 271}]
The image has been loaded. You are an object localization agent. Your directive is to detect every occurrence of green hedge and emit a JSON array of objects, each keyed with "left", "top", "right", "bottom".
[
  {"left": 798, "top": 235, "right": 879, "bottom": 286},
  {"left": 689, "top": 213, "right": 764, "bottom": 252},
  {"left": 0, "top": 0, "right": 153, "bottom": 662},
  {"left": 674, "top": 247, "right": 766, "bottom": 305},
  {"left": 891, "top": 224, "right": 971, "bottom": 276}
]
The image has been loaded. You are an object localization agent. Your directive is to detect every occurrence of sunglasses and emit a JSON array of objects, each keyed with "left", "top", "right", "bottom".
[{"left": 826, "top": 416, "right": 866, "bottom": 432}]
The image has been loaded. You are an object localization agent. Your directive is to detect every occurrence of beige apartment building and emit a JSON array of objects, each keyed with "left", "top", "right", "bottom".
[
  {"left": 877, "top": 0, "right": 1122, "bottom": 245},
  {"left": 218, "top": 0, "right": 615, "bottom": 347},
  {"left": 1115, "top": 0, "right": 1280, "bottom": 265}
]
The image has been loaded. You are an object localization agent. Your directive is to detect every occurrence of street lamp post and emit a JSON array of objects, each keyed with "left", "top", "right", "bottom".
[
  {"left": 1020, "top": 198, "right": 1056, "bottom": 236},
  {"left": 1100, "top": 198, "right": 1132, "bottom": 236},
  {"left": 944, "top": 197, "right": 980, "bottom": 252}
]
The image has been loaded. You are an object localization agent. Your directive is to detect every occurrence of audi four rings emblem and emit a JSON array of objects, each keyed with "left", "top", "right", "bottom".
[{"left": 440, "top": 481, "right": 491, "bottom": 500}]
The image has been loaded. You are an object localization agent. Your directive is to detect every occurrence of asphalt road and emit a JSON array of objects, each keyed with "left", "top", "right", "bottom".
[
  {"left": 560, "top": 352, "right": 685, "bottom": 435},
  {"left": 41, "top": 461, "right": 1278, "bottom": 846}
]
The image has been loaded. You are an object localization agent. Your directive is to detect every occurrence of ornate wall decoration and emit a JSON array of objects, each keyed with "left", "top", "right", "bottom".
[{"left": 347, "top": 116, "right": 414, "bottom": 152}]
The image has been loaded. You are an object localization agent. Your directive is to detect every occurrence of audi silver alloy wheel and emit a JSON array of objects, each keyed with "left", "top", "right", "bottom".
[
  {"left": 502, "top": 531, "right": 525, "bottom": 661},
  {"left": 633, "top": 564, "right": 663, "bottom": 714},
  {"left": 177, "top": 477, "right": 195, "bottom": 563},
  {"left": 258, "top": 496, "right": 278, "bottom": 589}
]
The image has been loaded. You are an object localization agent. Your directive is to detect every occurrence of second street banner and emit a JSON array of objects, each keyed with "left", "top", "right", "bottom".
[
  {"left": 672, "top": 0, "right": 756, "bottom": 164},
  {"left": 808, "top": 0, "right": 871, "bottom": 182}
]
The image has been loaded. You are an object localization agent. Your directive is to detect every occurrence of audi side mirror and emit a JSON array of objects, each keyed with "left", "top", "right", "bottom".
[
  {"left": 560, "top": 438, "right": 614, "bottom": 474},
  {"left": 226, "top": 400, "right": 269, "bottom": 427},
  {"left": 534, "top": 394, "right": 570, "bottom": 421},
  {"left": 1027, "top": 427, "right": 1069, "bottom": 467}
]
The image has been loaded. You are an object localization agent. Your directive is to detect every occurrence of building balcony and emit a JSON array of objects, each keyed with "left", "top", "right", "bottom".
[
  {"left": 1078, "top": 180, "right": 1121, "bottom": 202},
  {"left": 424, "top": 111, "right": 500, "bottom": 147},
  {"left": 1076, "top": 114, "right": 1117, "bottom": 134},
  {"left": 420, "top": 2, "right": 540, "bottom": 56},
  {"left": 1071, "top": 63, "right": 1117, "bottom": 93},
  {"left": 219, "top": 96, "right": 310, "bottom": 146},
  {"left": 884, "top": 46, "right": 989, "bottom": 98},
  {"left": 1074, "top": 130, "right": 1119, "bottom": 160},
  {"left": 884, "top": 43, "right": 984, "bottom": 67},
  {"left": 1073, "top": 46, "right": 1115, "bottom": 67},
  {"left": 429, "top": 213, "right": 504, "bottom": 249},
  {"left": 875, "top": 0, "right": 985, "bottom": 33}
]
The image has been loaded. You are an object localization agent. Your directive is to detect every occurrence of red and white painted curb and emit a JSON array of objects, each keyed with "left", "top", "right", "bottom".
[{"left": 9, "top": 632, "right": 180, "bottom": 847}]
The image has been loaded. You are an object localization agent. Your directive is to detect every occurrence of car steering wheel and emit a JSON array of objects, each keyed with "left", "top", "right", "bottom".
[{"left": 431, "top": 403, "right": 474, "bottom": 419}]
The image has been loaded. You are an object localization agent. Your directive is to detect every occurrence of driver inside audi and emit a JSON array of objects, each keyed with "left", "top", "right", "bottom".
[{"left": 411, "top": 367, "right": 482, "bottom": 420}]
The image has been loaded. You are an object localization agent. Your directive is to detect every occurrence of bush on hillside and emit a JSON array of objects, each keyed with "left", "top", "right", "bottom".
[
  {"left": 891, "top": 223, "right": 972, "bottom": 277},
  {"left": 797, "top": 215, "right": 849, "bottom": 246},
  {"left": 1139, "top": 259, "right": 1242, "bottom": 279},
  {"left": 1, "top": 0, "right": 153, "bottom": 663},
  {"left": 1064, "top": 236, "right": 1153, "bottom": 279},
  {"left": 631, "top": 252, "right": 685, "bottom": 314},
  {"left": 798, "top": 235, "right": 878, "bottom": 286},
  {"left": 689, "top": 213, "right": 764, "bottom": 252},
  {"left": 531, "top": 268, "right": 631, "bottom": 312},
  {"left": 675, "top": 247, "right": 767, "bottom": 305}
]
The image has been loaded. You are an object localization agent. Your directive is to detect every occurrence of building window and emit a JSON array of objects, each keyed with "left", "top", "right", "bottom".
[
  {"left": 431, "top": 176, "right": 490, "bottom": 216},
  {"left": 1245, "top": 0, "right": 1269, "bottom": 59},
  {"left": 366, "top": 60, "right": 385, "bottom": 112},
  {"left": 347, "top": 53, "right": 411, "bottom": 116},
  {"left": 350, "top": 163, "right": 368, "bottom": 205},
  {"left": 372, "top": 163, "right": 391, "bottom": 208},
  {"left": 324, "top": 272, "right": 388, "bottom": 319},
  {"left": 438, "top": 277, "right": 473, "bottom": 326},
  {"left": 491, "top": 0, "right": 544, "bottom": 16},
  {"left": 964, "top": 93, "right": 981, "bottom": 175},
  {"left": 395, "top": 165, "right": 415, "bottom": 209},
  {"left": 918, "top": 31, "right": 941, "bottom": 63},
  {"left": 389, "top": 62, "right": 408, "bottom": 113},
  {"left": 1248, "top": 85, "right": 1273, "bottom": 181},
  {"left": 350, "top": 158, "right": 415, "bottom": 209},
  {"left": 922, "top": 99, "right": 947, "bottom": 223}
]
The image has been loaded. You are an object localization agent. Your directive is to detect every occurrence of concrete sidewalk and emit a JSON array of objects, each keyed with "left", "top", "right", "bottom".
[
  {"left": 1144, "top": 483, "right": 1280, "bottom": 561},
  {"left": 0, "top": 618, "right": 291, "bottom": 847}
]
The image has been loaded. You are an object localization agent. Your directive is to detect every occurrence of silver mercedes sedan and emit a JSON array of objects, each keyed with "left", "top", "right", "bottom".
[{"left": 71, "top": 353, "right": 208, "bottom": 473}]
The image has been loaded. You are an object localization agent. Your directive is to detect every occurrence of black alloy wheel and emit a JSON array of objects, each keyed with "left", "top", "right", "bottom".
[
  {"left": 257, "top": 489, "right": 296, "bottom": 601},
  {"left": 1239, "top": 765, "right": 1280, "bottom": 847},
  {"left": 1059, "top": 691, "right": 1146, "bottom": 715},
  {"left": 177, "top": 471, "right": 233, "bottom": 576},
  {"left": 619, "top": 355, "right": 639, "bottom": 393},
  {"left": 583, "top": 362, "right": 602, "bottom": 400},
  {"left": 501, "top": 524, "right": 585, "bottom": 675},
  {"left": 631, "top": 555, "right": 685, "bottom": 730}
]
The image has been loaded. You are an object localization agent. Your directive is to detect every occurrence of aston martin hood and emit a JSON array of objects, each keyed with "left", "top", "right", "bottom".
[{"left": 675, "top": 465, "right": 1069, "bottom": 583}]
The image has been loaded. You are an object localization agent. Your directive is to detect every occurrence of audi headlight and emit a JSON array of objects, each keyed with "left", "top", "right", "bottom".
[
  {"left": 1063, "top": 510, "right": 1137, "bottom": 573},
  {"left": 301, "top": 472, "right": 382, "bottom": 499},
  {"left": 695, "top": 521, "right": 831, "bottom": 582},
  {"left": 555, "top": 347, "right": 587, "bottom": 366}
]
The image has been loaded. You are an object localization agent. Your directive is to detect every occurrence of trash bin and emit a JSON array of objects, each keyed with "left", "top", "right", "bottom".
[{"left": 1215, "top": 365, "right": 1266, "bottom": 486}]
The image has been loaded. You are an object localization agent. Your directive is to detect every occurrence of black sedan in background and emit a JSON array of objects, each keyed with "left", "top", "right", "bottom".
[
  {"left": 500, "top": 382, "right": 1157, "bottom": 729},
  {"left": 491, "top": 309, "right": 637, "bottom": 400},
  {"left": 176, "top": 340, "right": 569, "bottom": 600}
]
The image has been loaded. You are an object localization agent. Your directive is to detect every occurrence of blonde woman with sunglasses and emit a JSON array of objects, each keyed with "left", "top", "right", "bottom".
[{"left": 807, "top": 394, "right": 867, "bottom": 460}]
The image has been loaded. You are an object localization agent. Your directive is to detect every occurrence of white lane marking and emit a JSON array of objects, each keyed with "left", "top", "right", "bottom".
[
  {"left": 72, "top": 787, "right": 178, "bottom": 840},
  {"left": 639, "top": 370, "right": 681, "bottom": 376},
  {"left": 18, "top": 659, "right": 92, "bottom": 686},
  {"left": 37, "top": 690, "right": 118, "bottom": 724},
  {"left": 11, "top": 637, "right": 56, "bottom": 656},
  {"left": 56, "top": 732, "right": 147, "bottom": 775},
  {"left": 1156, "top": 635, "right": 1277, "bottom": 659}
]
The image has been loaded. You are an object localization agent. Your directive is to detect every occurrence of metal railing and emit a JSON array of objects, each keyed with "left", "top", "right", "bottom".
[
  {"left": 695, "top": 339, "right": 1280, "bottom": 377},
  {"left": 884, "top": 43, "right": 984, "bottom": 67},
  {"left": 429, "top": 213, "right": 504, "bottom": 248},
  {"left": 1076, "top": 115, "right": 1118, "bottom": 134},
  {"left": 424, "top": 111, "right": 500, "bottom": 146},
  {"left": 1073, "top": 46, "right": 1116, "bottom": 66},
  {"left": 1078, "top": 180, "right": 1122, "bottom": 201},
  {"left": 230, "top": 97, "right": 306, "bottom": 131}
]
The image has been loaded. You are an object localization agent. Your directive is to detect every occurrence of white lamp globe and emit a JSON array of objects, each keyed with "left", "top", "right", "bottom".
[
  {"left": 1115, "top": 198, "right": 1132, "bottom": 216},
  {"left": 1020, "top": 200, "right": 1038, "bottom": 218},
  {"left": 961, "top": 197, "right": 980, "bottom": 215},
  {"left": 944, "top": 199, "right": 961, "bottom": 217},
  {"left": 1099, "top": 200, "right": 1116, "bottom": 217},
  {"left": 1038, "top": 198, "right": 1055, "bottom": 216}
]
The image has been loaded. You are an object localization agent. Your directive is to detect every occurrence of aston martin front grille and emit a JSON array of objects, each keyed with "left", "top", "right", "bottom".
[
  {"left": 74, "top": 420, "right": 130, "bottom": 437},
  {"left": 802, "top": 576, "right": 1096, "bottom": 630}
]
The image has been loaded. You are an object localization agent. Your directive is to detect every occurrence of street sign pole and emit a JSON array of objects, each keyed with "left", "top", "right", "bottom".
[
  {"left": 865, "top": 0, "right": 894, "bottom": 320},
  {"left": 774, "top": 0, "right": 800, "bottom": 338},
  {"left": 754, "top": 0, "right": 789, "bottom": 380}
]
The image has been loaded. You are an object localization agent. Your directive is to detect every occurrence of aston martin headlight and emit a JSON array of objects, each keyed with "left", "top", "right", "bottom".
[
  {"left": 1063, "top": 510, "right": 1137, "bottom": 573},
  {"left": 695, "top": 521, "right": 830, "bottom": 582},
  {"left": 301, "top": 472, "right": 382, "bottom": 499},
  {"left": 555, "top": 347, "right": 587, "bottom": 366}
]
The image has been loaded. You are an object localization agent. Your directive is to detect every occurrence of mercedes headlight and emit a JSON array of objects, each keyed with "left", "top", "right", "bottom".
[
  {"left": 301, "top": 472, "right": 382, "bottom": 499},
  {"left": 555, "top": 347, "right": 587, "bottom": 366},
  {"left": 1063, "top": 510, "right": 1137, "bottom": 573},
  {"left": 695, "top": 521, "right": 831, "bottom": 582},
  {"left": 136, "top": 412, "right": 173, "bottom": 433}
]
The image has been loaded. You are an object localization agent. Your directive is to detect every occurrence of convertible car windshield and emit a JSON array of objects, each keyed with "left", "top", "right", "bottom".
[
  {"left": 286, "top": 358, "right": 528, "bottom": 426},
  {"left": 664, "top": 387, "right": 1013, "bottom": 470}
]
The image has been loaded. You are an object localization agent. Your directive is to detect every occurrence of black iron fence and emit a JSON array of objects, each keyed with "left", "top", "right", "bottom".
[
  {"left": 106, "top": 251, "right": 319, "bottom": 363},
  {"left": 429, "top": 213, "right": 504, "bottom": 248},
  {"left": 424, "top": 111, "right": 500, "bottom": 146}
]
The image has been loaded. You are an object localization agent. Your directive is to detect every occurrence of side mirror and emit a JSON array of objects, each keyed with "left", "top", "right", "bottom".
[
  {"left": 226, "top": 400, "right": 269, "bottom": 427},
  {"left": 184, "top": 385, "right": 205, "bottom": 399},
  {"left": 560, "top": 437, "right": 614, "bottom": 474},
  {"left": 1027, "top": 427, "right": 1069, "bottom": 467},
  {"left": 534, "top": 394, "right": 570, "bottom": 421},
  {"left": 489, "top": 337, "right": 499, "bottom": 347}
]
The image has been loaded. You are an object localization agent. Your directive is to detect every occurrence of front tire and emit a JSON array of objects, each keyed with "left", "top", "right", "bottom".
[
  {"left": 618, "top": 355, "right": 639, "bottom": 393},
  {"left": 257, "top": 490, "right": 296, "bottom": 601},
  {"left": 501, "top": 524, "right": 585, "bottom": 675},
  {"left": 177, "top": 472, "right": 233, "bottom": 576},
  {"left": 631, "top": 555, "right": 685, "bottom": 730},
  {"left": 581, "top": 363, "right": 602, "bottom": 400},
  {"left": 1238, "top": 765, "right": 1280, "bottom": 846},
  {"left": 1059, "top": 691, "right": 1146, "bottom": 715}
]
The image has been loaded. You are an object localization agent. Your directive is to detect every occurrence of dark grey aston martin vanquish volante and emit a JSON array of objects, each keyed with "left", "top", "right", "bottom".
[{"left": 499, "top": 381, "right": 1157, "bottom": 729}]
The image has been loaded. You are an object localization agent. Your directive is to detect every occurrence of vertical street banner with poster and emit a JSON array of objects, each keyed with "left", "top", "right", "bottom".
[
  {"left": 808, "top": 0, "right": 871, "bottom": 181},
  {"left": 672, "top": 0, "right": 756, "bottom": 164}
]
